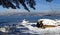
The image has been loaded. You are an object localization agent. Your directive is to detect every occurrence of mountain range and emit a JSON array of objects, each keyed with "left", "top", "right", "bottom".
[{"left": 0, "top": 9, "right": 60, "bottom": 16}]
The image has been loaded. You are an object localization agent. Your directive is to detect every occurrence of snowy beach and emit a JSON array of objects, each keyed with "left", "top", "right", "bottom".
[{"left": 0, "top": 19, "right": 60, "bottom": 35}]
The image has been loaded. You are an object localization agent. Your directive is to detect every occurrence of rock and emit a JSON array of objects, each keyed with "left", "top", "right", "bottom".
[{"left": 36, "top": 20, "right": 45, "bottom": 28}]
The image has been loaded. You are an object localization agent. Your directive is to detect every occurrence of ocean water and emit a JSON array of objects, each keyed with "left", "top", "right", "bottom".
[
  {"left": 0, "top": 15, "right": 60, "bottom": 35},
  {"left": 0, "top": 16, "right": 60, "bottom": 23}
]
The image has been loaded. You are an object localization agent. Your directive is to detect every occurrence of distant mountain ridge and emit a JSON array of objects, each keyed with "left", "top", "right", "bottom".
[{"left": 0, "top": 9, "right": 60, "bottom": 16}]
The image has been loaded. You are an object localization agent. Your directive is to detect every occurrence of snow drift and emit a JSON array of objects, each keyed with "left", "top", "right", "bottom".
[
  {"left": 21, "top": 19, "right": 60, "bottom": 35},
  {"left": 0, "top": 19, "right": 60, "bottom": 35}
]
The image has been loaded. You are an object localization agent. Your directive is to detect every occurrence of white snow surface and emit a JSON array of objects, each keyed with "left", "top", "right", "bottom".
[
  {"left": 38, "top": 19, "right": 57, "bottom": 25},
  {"left": 0, "top": 19, "right": 60, "bottom": 35},
  {"left": 0, "top": 28, "right": 6, "bottom": 32},
  {"left": 21, "top": 19, "right": 60, "bottom": 35}
]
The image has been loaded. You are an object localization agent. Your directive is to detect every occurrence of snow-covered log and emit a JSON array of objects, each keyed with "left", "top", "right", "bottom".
[{"left": 37, "top": 19, "right": 59, "bottom": 28}]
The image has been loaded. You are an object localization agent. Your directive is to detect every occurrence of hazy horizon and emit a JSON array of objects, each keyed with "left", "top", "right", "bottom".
[{"left": 0, "top": 9, "right": 60, "bottom": 16}]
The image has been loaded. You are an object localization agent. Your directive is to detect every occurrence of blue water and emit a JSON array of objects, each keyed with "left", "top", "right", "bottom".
[{"left": 0, "top": 16, "right": 60, "bottom": 23}]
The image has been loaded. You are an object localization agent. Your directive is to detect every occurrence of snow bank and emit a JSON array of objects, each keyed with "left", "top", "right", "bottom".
[
  {"left": 21, "top": 19, "right": 60, "bottom": 35},
  {"left": 0, "top": 28, "right": 6, "bottom": 32},
  {"left": 38, "top": 19, "right": 57, "bottom": 25},
  {"left": 0, "top": 19, "right": 60, "bottom": 35},
  {"left": 55, "top": 20, "right": 60, "bottom": 25}
]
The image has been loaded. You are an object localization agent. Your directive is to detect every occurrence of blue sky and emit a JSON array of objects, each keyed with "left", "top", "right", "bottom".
[{"left": 0, "top": 0, "right": 60, "bottom": 12}]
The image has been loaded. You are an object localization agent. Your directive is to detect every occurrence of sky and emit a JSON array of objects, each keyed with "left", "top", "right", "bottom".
[{"left": 0, "top": 0, "right": 60, "bottom": 12}]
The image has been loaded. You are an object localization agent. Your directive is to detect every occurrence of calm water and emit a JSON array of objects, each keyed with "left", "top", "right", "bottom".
[{"left": 0, "top": 16, "right": 60, "bottom": 23}]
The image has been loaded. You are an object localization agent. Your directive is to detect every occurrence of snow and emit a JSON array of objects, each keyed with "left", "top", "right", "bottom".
[
  {"left": 55, "top": 20, "right": 60, "bottom": 25},
  {"left": 0, "top": 19, "right": 60, "bottom": 35},
  {"left": 0, "top": 28, "right": 6, "bottom": 32},
  {"left": 21, "top": 19, "right": 29, "bottom": 25},
  {"left": 21, "top": 19, "right": 60, "bottom": 35},
  {"left": 38, "top": 19, "right": 57, "bottom": 25}
]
